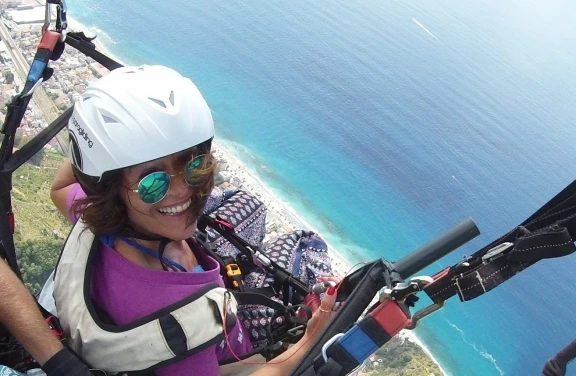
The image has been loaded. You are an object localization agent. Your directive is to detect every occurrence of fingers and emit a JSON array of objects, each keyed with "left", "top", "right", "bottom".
[
  {"left": 542, "top": 359, "right": 565, "bottom": 376},
  {"left": 317, "top": 285, "right": 337, "bottom": 314},
  {"left": 317, "top": 275, "right": 342, "bottom": 284}
]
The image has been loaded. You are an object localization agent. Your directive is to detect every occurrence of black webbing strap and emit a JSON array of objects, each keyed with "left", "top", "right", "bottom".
[
  {"left": 425, "top": 180, "right": 576, "bottom": 303},
  {"left": 197, "top": 214, "right": 311, "bottom": 300},
  {"left": 64, "top": 32, "right": 123, "bottom": 71},
  {"left": 0, "top": 25, "right": 68, "bottom": 277}
]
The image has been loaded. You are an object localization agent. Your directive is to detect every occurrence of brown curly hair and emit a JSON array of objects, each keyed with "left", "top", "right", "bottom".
[{"left": 71, "top": 144, "right": 216, "bottom": 236}]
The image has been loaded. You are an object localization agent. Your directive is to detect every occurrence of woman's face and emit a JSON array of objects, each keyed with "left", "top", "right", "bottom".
[{"left": 121, "top": 148, "right": 203, "bottom": 241}]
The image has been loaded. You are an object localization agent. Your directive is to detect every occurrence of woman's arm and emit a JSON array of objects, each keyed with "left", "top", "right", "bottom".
[
  {"left": 542, "top": 339, "right": 576, "bottom": 376},
  {"left": 50, "top": 159, "right": 77, "bottom": 219},
  {"left": 249, "top": 287, "right": 337, "bottom": 376}
]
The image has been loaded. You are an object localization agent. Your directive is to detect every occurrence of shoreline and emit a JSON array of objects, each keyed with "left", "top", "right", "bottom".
[
  {"left": 59, "top": 13, "right": 448, "bottom": 376},
  {"left": 66, "top": 18, "right": 130, "bottom": 67},
  {"left": 213, "top": 141, "right": 449, "bottom": 376}
]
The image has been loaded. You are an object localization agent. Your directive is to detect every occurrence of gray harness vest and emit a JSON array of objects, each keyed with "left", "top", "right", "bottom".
[{"left": 53, "top": 220, "right": 238, "bottom": 373}]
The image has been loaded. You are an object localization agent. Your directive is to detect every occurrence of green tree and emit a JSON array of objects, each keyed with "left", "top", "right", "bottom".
[
  {"left": 15, "top": 238, "right": 63, "bottom": 295},
  {"left": 5, "top": 71, "right": 14, "bottom": 84}
]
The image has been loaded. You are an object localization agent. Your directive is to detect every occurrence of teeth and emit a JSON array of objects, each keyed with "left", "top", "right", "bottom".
[{"left": 158, "top": 199, "right": 191, "bottom": 215}]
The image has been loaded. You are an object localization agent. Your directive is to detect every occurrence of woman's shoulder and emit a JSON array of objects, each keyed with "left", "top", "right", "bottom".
[{"left": 65, "top": 183, "right": 87, "bottom": 224}]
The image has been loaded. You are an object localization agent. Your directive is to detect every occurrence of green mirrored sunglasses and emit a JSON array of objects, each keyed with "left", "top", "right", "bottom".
[{"left": 131, "top": 154, "right": 208, "bottom": 205}]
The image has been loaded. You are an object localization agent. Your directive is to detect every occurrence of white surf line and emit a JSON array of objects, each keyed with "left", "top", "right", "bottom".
[{"left": 412, "top": 18, "right": 439, "bottom": 41}]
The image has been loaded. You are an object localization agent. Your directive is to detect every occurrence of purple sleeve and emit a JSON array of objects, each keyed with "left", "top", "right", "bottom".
[
  {"left": 65, "top": 183, "right": 87, "bottom": 224},
  {"left": 216, "top": 320, "right": 253, "bottom": 361}
]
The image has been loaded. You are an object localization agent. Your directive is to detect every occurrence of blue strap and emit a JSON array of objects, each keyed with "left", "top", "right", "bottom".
[
  {"left": 100, "top": 234, "right": 115, "bottom": 248},
  {"left": 27, "top": 59, "right": 47, "bottom": 84},
  {"left": 115, "top": 236, "right": 188, "bottom": 273}
]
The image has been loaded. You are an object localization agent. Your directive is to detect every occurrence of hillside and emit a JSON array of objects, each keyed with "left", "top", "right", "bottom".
[{"left": 11, "top": 147, "right": 70, "bottom": 293}]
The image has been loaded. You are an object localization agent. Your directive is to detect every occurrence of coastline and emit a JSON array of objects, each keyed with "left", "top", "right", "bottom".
[
  {"left": 59, "top": 13, "right": 448, "bottom": 376},
  {"left": 213, "top": 141, "right": 449, "bottom": 376},
  {"left": 66, "top": 17, "right": 129, "bottom": 67}
]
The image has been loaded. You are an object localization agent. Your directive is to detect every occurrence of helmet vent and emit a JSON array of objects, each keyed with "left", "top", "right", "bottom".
[
  {"left": 148, "top": 97, "right": 167, "bottom": 108},
  {"left": 101, "top": 114, "right": 119, "bottom": 124},
  {"left": 169, "top": 91, "right": 175, "bottom": 106}
]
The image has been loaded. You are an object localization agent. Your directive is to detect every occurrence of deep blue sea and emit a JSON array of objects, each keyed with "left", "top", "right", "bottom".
[{"left": 66, "top": 0, "right": 576, "bottom": 374}]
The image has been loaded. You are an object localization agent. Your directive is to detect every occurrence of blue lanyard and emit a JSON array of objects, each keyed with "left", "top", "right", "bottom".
[{"left": 110, "top": 235, "right": 189, "bottom": 272}]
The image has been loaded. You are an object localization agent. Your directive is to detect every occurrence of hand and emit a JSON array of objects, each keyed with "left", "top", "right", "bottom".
[
  {"left": 542, "top": 359, "right": 566, "bottom": 376},
  {"left": 302, "top": 285, "right": 337, "bottom": 341},
  {"left": 316, "top": 275, "right": 342, "bottom": 285}
]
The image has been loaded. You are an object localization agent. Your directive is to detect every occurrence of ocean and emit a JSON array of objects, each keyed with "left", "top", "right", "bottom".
[{"left": 65, "top": 0, "right": 576, "bottom": 374}]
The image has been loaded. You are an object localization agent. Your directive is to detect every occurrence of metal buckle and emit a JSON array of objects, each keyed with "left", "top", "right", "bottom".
[
  {"left": 380, "top": 276, "right": 434, "bottom": 302},
  {"left": 321, "top": 333, "right": 345, "bottom": 362},
  {"left": 321, "top": 333, "right": 366, "bottom": 374},
  {"left": 405, "top": 301, "right": 445, "bottom": 330},
  {"left": 481, "top": 242, "right": 514, "bottom": 263},
  {"left": 252, "top": 249, "right": 271, "bottom": 268},
  {"left": 312, "top": 280, "right": 337, "bottom": 294}
]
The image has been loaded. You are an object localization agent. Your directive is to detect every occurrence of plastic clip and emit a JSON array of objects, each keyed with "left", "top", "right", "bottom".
[{"left": 225, "top": 264, "right": 243, "bottom": 288}]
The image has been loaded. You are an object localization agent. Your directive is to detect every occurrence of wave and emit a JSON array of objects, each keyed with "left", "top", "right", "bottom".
[
  {"left": 447, "top": 320, "right": 505, "bottom": 376},
  {"left": 412, "top": 18, "right": 440, "bottom": 41}
]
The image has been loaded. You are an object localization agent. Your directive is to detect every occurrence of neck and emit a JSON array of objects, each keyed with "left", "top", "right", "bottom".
[{"left": 114, "top": 237, "right": 198, "bottom": 272}]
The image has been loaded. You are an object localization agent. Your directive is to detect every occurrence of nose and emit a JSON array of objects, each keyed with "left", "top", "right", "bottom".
[{"left": 167, "top": 170, "right": 190, "bottom": 198}]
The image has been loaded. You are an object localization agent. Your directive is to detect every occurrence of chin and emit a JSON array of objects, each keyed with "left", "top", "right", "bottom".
[{"left": 158, "top": 216, "right": 198, "bottom": 241}]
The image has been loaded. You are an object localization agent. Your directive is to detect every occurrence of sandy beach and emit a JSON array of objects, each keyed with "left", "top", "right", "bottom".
[{"left": 213, "top": 143, "right": 449, "bottom": 376}]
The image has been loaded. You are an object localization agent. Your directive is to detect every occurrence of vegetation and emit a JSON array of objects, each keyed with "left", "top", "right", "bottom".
[
  {"left": 11, "top": 147, "right": 70, "bottom": 294},
  {"left": 362, "top": 336, "right": 442, "bottom": 376}
]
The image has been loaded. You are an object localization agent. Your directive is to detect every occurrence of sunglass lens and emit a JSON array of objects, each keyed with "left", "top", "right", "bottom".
[
  {"left": 184, "top": 154, "right": 206, "bottom": 186},
  {"left": 138, "top": 172, "right": 170, "bottom": 204}
]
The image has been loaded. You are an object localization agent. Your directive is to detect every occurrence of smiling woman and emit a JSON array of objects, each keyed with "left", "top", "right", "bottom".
[{"left": 47, "top": 64, "right": 338, "bottom": 376}]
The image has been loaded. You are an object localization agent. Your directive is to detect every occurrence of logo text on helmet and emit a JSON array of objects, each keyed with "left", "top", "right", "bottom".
[{"left": 71, "top": 116, "right": 94, "bottom": 148}]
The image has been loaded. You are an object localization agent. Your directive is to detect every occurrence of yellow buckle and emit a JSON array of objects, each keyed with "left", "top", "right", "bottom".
[{"left": 226, "top": 264, "right": 242, "bottom": 277}]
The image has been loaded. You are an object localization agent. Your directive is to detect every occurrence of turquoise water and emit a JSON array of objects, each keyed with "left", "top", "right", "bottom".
[{"left": 66, "top": 0, "right": 576, "bottom": 374}]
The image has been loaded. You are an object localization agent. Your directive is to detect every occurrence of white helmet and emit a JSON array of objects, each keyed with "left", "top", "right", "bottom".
[{"left": 68, "top": 65, "right": 214, "bottom": 182}]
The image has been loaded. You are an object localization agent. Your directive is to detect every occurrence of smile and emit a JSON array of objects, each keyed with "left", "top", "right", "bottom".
[{"left": 157, "top": 198, "right": 192, "bottom": 215}]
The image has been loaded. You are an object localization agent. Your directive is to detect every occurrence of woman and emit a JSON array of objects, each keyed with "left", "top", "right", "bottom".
[{"left": 50, "top": 64, "right": 336, "bottom": 375}]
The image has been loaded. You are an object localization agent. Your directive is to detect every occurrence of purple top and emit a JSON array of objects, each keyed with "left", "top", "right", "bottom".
[{"left": 66, "top": 183, "right": 252, "bottom": 375}]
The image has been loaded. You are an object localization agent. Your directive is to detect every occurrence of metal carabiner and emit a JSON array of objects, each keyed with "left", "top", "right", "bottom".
[
  {"left": 42, "top": 0, "right": 52, "bottom": 33},
  {"left": 55, "top": 0, "right": 68, "bottom": 41},
  {"left": 42, "top": 0, "right": 68, "bottom": 39},
  {"left": 405, "top": 301, "right": 445, "bottom": 330},
  {"left": 321, "top": 333, "right": 367, "bottom": 375}
]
